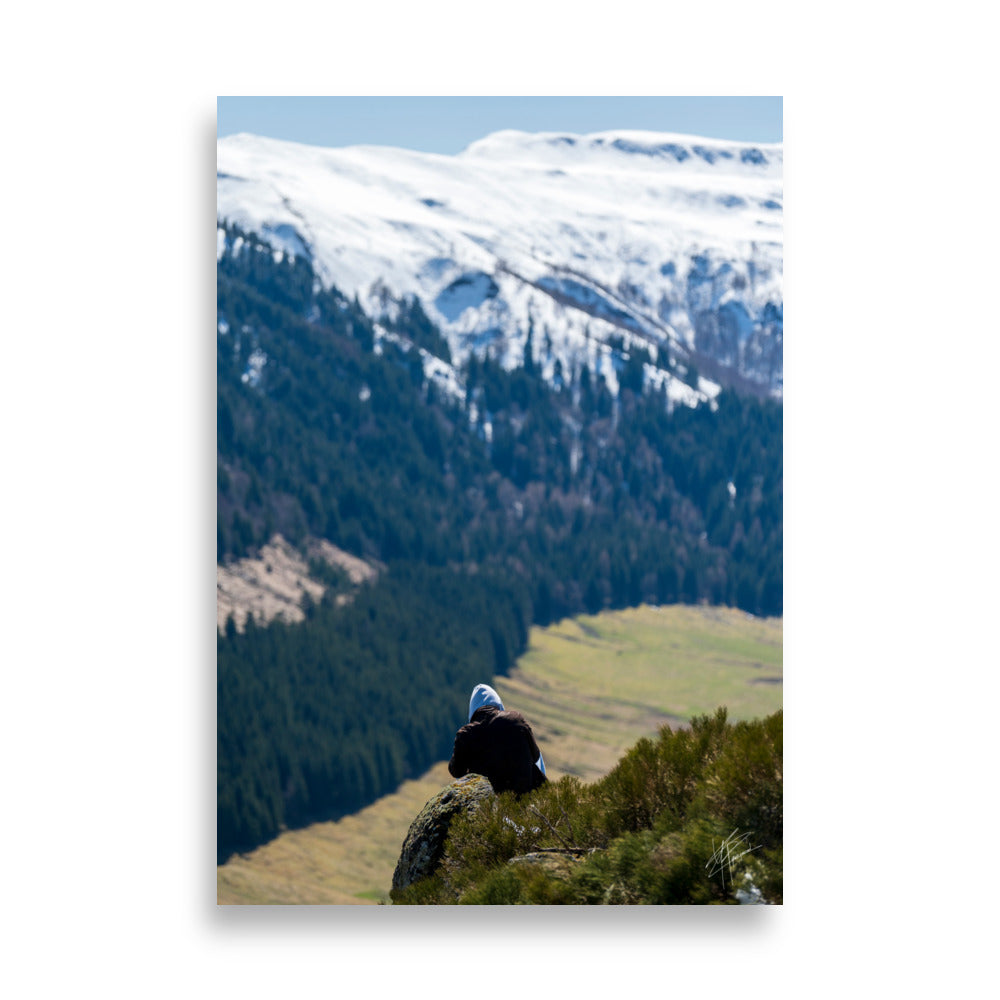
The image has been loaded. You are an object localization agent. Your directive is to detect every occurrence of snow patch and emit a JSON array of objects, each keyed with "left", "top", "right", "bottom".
[{"left": 218, "top": 128, "right": 782, "bottom": 400}]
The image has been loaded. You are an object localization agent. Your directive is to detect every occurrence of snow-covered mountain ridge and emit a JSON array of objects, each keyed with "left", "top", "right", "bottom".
[{"left": 217, "top": 128, "right": 782, "bottom": 399}]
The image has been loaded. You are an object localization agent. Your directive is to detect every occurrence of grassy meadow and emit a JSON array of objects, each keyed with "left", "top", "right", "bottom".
[{"left": 217, "top": 603, "right": 782, "bottom": 905}]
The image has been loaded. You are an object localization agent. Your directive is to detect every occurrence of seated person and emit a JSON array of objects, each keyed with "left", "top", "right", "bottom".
[{"left": 448, "top": 683, "right": 547, "bottom": 794}]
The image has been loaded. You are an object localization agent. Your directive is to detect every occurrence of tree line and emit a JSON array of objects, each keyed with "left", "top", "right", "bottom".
[{"left": 218, "top": 562, "right": 530, "bottom": 860}]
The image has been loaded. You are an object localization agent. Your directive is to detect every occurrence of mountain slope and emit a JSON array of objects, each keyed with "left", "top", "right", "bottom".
[
  {"left": 216, "top": 228, "right": 782, "bottom": 859},
  {"left": 216, "top": 224, "right": 783, "bottom": 621},
  {"left": 217, "top": 128, "right": 782, "bottom": 397}
]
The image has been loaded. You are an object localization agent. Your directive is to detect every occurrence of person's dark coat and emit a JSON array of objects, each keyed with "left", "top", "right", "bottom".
[{"left": 449, "top": 702, "right": 547, "bottom": 795}]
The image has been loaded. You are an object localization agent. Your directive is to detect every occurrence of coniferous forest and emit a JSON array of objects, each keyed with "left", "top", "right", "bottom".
[{"left": 216, "top": 223, "right": 782, "bottom": 861}]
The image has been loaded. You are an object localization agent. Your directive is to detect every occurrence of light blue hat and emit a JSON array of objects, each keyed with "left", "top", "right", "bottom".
[{"left": 468, "top": 683, "right": 504, "bottom": 721}]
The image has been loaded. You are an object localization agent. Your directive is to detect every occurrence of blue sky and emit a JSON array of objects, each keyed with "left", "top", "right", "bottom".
[{"left": 217, "top": 96, "right": 782, "bottom": 154}]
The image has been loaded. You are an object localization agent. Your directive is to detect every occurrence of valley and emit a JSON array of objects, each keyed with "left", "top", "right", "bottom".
[{"left": 217, "top": 603, "right": 781, "bottom": 905}]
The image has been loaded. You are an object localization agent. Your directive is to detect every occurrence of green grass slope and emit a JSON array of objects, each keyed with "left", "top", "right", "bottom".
[{"left": 496, "top": 603, "right": 781, "bottom": 784}]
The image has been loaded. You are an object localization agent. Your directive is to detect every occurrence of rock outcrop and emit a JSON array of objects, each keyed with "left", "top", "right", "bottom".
[
  {"left": 217, "top": 533, "right": 381, "bottom": 632},
  {"left": 390, "top": 774, "right": 494, "bottom": 898},
  {"left": 507, "top": 851, "right": 589, "bottom": 881}
]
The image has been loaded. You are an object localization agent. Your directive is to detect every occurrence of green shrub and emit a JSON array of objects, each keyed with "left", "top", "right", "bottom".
[
  {"left": 698, "top": 710, "right": 783, "bottom": 848},
  {"left": 597, "top": 708, "right": 731, "bottom": 839},
  {"left": 393, "top": 707, "right": 782, "bottom": 905}
]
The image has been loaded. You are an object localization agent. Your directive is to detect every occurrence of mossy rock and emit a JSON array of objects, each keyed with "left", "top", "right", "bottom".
[{"left": 390, "top": 774, "right": 495, "bottom": 898}]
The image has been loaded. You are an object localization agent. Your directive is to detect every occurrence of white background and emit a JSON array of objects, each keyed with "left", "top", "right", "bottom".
[{"left": 2, "top": 2, "right": 996, "bottom": 996}]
